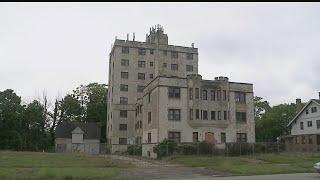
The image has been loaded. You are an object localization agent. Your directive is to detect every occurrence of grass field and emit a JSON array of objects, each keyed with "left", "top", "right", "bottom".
[
  {"left": 169, "top": 153, "right": 320, "bottom": 176},
  {"left": 0, "top": 151, "right": 130, "bottom": 179}
]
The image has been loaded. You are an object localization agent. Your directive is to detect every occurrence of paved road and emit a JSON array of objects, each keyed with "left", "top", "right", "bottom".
[{"left": 166, "top": 173, "right": 319, "bottom": 180}]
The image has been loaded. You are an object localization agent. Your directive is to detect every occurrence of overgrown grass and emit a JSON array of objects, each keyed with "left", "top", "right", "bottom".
[
  {"left": 0, "top": 151, "right": 130, "bottom": 179},
  {"left": 169, "top": 153, "right": 320, "bottom": 176}
]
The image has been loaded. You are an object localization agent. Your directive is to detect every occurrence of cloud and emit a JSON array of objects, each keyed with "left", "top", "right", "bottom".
[{"left": 0, "top": 3, "right": 320, "bottom": 105}]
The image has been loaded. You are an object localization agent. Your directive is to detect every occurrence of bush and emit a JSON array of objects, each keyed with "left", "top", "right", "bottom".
[
  {"left": 198, "top": 141, "right": 215, "bottom": 155},
  {"left": 153, "top": 139, "right": 177, "bottom": 159},
  {"left": 127, "top": 144, "right": 142, "bottom": 155},
  {"left": 178, "top": 144, "right": 197, "bottom": 155},
  {"left": 226, "top": 142, "right": 254, "bottom": 156}
]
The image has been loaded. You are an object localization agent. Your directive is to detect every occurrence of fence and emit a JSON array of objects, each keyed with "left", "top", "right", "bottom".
[{"left": 155, "top": 141, "right": 285, "bottom": 158}]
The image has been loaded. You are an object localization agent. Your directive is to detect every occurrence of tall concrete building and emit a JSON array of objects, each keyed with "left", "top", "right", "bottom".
[
  {"left": 107, "top": 25, "right": 198, "bottom": 152},
  {"left": 107, "top": 25, "right": 255, "bottom": 155}
]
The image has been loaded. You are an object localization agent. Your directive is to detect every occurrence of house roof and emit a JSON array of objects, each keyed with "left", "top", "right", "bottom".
[
  {"left": 287, "top": 99, "right": 320, "bottom": 127},
  {"left": 55, "top": 121, "right": 101, "bottom": 139}
]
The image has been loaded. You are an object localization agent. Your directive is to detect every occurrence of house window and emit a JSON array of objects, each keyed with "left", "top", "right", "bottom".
[
  {"left": 150, "top": 74, "right": 154, "bottom": 79},
  {"left": 300, "top": 122, "right": 304, "bottom": 130},
  {"left": 202, "top": 90, "right": 207, "bottom": 100},
  {"left": 211, "top": 111, "right": 216, "bottom": 120},
  {"left": 203, "top": 110, "right": 208, "bottom": 120},
  {"left": 317, "top": 135, "right": 320, "bottom": 145},
  {"left": 122, "top": 47, "right": 129, "bottom": 54},
  {"left": 189, "top": 109, "right": 193, "bottom": 120},
  {"left": 171, "top": 64, "right": 178, "bottom": 71},
  {"left": 168, "top": 87, "right": 180, "bottom": 98},
  {"left": 119, "top": 138, "right": 127, "bottom": 145},
  {"left": 120, "top": 84, "right": 128, "bottom": 91},
  {"left": 138, "top": 73, "right": 145, "bottom": 80},
  {"left": 306, "top": 109, "right": 309, "bottom": 114},
  {"left": 121, "top": 72, "right": 129, "bottom": 79},
  {"left": 235, "top": 91, "right": 246, "bottom": 103},
  {"left": 120, "top": 97, "right": 128, "bottom": 104},
  {"left": 163, "top": 50, "right": 167, "bottom": 56},
  {"left": 236, "top": 133, "right": 247, "bottom": 143},
  {"left": 168, "top": 132, "right": 181, "bottom": 143},
  {"left": 186, "top": 65, "right": 193, "bottom": 72},
  {"left": 148, "top": 93, "right": 151, "bottom": 103},
  {"left": 148, "top": 112, "right": 151, "bottom": 124},
  {"left": 211, "top": 90, "right": 215, "bottom": 101},
  {"left": 189, "top": 88, "right": 193, "bottom": 100},
  {"left": 163, "top": 63, "right": 167, "bottom": 68},
  {"left": 121, "top": 59, "right": 129, "bottom": 66},
  {"left": 217, "top": 90, "right": 221, "bottom": 101},
  {"left": 224, "top": 111, "right": 227, "bottom": 120},
  {"left": 119, "top": 124, "right": 127, "bottom": 131},
  {"left": 312, "top": 107, "right": 317, "bottom": 113},
  {"left": 218, "top": 111, "right": 221, "bottom": 120},
  {"left": 307, "top": 121, "right": 312, "bottom": 127},
  {"left": 168, "top": 109, "right": 181, "bottom": 121},
  {"left": 196, "top": 109, "right": 199, "bottom": 119},
  {"left": 223, "top": 90, "right": 227, "bottom": 101},
  {"left": 150, "top": 49, "right": 154, "bottom": 54},
  {"left": 236, "top": 112, "right": 246, "bottom": 122},
  {"left": 147, "top": 132, "right": 151, "bottom": 143},
  {"left": 195, "top": 88, "right": 199, "bottom": 99},
  {"left": 171, "top": 51, "right": 178, "bottom": 59},
  {"left": 302, "top": 136, "right": 306, "bottom": 144},
  {"left": 137, "top": 85, "right": 144, "bottom": 93},
  {"left": 193, "top": 132, "right": 198, "bottom": 143},
  {"left": 138, "top": 61, "right": 146, "bottom": 68},
  {"left": 186, "top": 53, "right": 193, "bottom": 60},
  {"left": 150, "top": 62, "right": 154, "bottom": 67},
  {"left": 120, "top": 110, "right": 127, "bottom": 118},
  {"left": 138, "top": 48, "right": 146, "bottom": 55},
  {"left": 309, "top": 135, "right": 313, "bottom": 144},
  {"left": 221, "top": 132, "right": 226, "bottom": 143},
  {"left": 317, "top": 120, "right": 320, "bottom": 129}
]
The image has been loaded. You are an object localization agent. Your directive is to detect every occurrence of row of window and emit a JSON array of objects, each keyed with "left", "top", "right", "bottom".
[
  {"left": 288, "top": 135, "right": 320, "bottom": 145},
  {"left": 306, "top": 107, "right": 318, "bottom": 114},
  {"left": 120, "top": 84, "right": 145, "bottom": 93},
  {"left": 121, "top": 72, "right": 153, "bottom": 80},
  {"left": 189, "top": 109, "right": 229, "bottom": 120},
  {"left": 300, "top": 119, "right": 320, "bottom": 130},
  {"left": 122, "top": 46, "right": 194, "bottom": 60},
  {"left": 145, "top": 132, "right": 247, "bottom": 144}
]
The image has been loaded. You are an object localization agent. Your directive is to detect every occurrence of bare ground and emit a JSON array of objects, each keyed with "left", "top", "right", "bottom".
[{"left": 105, "top": 155, "right": 220, "bottom": 180}]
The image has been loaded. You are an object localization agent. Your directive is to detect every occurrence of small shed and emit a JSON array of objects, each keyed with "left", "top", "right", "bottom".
[{"left": 55, "top": 121, "right": 101, "bottom": 155}]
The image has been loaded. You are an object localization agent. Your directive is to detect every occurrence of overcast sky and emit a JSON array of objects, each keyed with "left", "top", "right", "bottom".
[{"left": 1, "top": 3, "right": 320, "bottom": 105}]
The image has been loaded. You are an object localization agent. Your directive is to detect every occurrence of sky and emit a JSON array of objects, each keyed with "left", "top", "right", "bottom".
[{"left": 1, "top": 3, "right": 320, "bottom": 106}]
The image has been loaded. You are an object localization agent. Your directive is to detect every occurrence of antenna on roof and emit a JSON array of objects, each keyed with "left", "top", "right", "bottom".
[
  {"left": 126, "top": 33, "right": 129, "bottom": 41},
  {"left": 191, "top": 43, "right": 194, "bottom": 48},
  {"left": 133, "top": 32, "right": 135, "bottom": 41}
]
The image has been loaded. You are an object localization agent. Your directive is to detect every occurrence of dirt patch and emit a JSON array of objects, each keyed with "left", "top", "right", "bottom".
[{"left": 106, "top": 155, "right": 219, "bottom": 180}]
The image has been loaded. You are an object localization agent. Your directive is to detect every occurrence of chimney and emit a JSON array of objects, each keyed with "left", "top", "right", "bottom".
[
  {"left": 296, "top": 98, "right": 301, "bottom": 104},
  {"left": 133, "top": 33, "right": 135, "bottom": 41},
  {"left": 191, "top": 43, "right": 194, "bottom": 48},
  {"left": 126, "top": 33, "right": 129, "bottom": 41}
]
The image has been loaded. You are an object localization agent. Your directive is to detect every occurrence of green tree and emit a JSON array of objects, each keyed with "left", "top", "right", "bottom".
[{"left": 0, "top": 89, "right": 24, "bottom": 150}]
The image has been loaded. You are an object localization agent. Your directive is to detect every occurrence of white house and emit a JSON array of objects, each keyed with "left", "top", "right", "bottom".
[{"left": 286, "top": 96, "right": 320, "bottom": 151}]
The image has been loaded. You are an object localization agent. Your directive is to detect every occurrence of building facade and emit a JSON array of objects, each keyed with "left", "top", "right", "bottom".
[
  {"left": 286, "top": 96, "right": 320, "bottom": 152},
  {"left": 107, "top": 25, "right": 255, "bottom": 155}
]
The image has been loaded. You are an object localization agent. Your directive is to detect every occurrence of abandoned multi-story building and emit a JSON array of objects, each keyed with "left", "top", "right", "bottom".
[{"left": 107, "top": 25, "right": 255, "bottom": 156}]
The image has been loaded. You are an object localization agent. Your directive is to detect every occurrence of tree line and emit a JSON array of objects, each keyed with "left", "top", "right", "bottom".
[
  {"left": 0, "top": 85, "right": 303, "bottom": 151},
  {"left": 0, "top": 83, "right": 107, "bottom": 151}
]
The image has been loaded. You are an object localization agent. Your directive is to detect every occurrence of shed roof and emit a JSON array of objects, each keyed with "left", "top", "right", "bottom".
[{"left": 55, "top": 121, "right": 100, "bottom": 140}]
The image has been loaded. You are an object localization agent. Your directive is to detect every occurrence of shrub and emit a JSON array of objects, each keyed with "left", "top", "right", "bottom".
[
  {"left": 178, "top": 144, "right": 197, "bottom": 155},
  {"left": 127, "top": 144, "right": 142, "bottom": 155},
  {"left": 198, "top": 141, "right": 215, "bottom": 155},
  {"left": 153, "top": 139, "right": 177, "bottom": 159}
]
